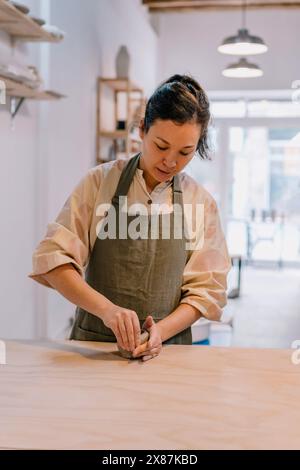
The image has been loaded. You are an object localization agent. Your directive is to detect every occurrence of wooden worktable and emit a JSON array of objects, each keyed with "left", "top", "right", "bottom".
[{"left": 0, "top": 341, "right": 299, "bottom": 450}]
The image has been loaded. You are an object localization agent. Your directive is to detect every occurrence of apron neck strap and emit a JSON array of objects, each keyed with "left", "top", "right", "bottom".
[
  {"left": 112, "top": 152, "right": 184, "bottom": 208},
  {"left": 172, "top": 174, "right": 183, "bottom": 206},
  {"left": 112, "top": 153, "right": 141, "bottom": 205}
]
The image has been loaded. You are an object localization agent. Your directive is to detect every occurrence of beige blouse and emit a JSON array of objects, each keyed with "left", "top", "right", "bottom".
[{"left": 29, "top": 158, "right": 231, "bottom": 321}]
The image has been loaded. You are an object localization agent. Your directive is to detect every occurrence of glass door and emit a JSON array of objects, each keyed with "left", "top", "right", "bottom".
[{"left": 228, "top": 126, "right": 300, "bottom": 264}]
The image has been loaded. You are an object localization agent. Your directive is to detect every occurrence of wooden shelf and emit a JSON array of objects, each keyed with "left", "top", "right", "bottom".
[
  {"left": 99, "top": 130, "right": 127, "bottom": 139},
  {"left": 98, "top": 131, "right": 141, "bottom": 143},
  {"left": 99, "top": 78, "right": 143, "bottom": 93},
  {"left": 1, "top": 75, "right": 65, "bottom": 100},
  {"left": 0, "top": 0, "right": 62, "bottom": 42}
]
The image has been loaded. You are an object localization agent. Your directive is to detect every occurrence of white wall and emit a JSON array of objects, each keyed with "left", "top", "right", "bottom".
[
  {"left": 0, "top": 0, "right": 158, "bottom": 339},
  {"left": 0, "top": 0, "right": 41, "bottom": 340},
  {"left": 155, "top": 8, "right": 300, "bottom": 91}
]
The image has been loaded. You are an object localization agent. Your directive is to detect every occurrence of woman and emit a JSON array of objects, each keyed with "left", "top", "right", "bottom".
[{"left": 29, "top": 74, "right": 231, "bottom": 362}]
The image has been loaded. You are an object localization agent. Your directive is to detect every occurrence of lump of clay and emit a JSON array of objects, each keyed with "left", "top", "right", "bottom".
[{"left": 118, "top": 330, "right": 149, "bottom": 359}]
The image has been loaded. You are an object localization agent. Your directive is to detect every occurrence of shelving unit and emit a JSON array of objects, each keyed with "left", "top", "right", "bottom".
[
  {"left": 0, "top": 0, "right": 62, "bottom": 43},
  {"left": 96, "top": 77, "right": 145, "bottom": 164},
  {"left": 0, "top": 0, "right": 65, "bottom": 118}
]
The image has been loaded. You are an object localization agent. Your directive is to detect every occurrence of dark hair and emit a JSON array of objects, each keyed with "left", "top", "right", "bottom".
[{"left": 143, "top": 74, "right": 211, "bottom": 159}]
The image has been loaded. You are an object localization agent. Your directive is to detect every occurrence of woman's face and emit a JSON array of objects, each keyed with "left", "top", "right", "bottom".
[{"left": 139, "top": 119, "right": 201, "bottom": 188}]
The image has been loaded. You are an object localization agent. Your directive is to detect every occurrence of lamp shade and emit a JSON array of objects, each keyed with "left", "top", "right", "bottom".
[
  {"left": 218, "top": 28, "right": 268, "bottom": 56},
  {"left": 222, "top": 58, "right": 263, "bottom": 78}
]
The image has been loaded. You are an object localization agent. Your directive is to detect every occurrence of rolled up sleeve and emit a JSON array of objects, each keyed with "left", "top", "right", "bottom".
[
  {"left": 28, "top": 169, "right": 99, "bottom": 288},
  {"left": 180, "top": 196, "right": 231, "bottom": 321}
]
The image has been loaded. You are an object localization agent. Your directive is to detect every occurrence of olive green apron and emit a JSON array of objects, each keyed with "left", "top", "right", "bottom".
[{"left": 70, "top": 153, "right": 192, "bottom": 345}]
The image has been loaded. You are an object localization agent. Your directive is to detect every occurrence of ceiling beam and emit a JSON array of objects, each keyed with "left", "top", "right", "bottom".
[{"left": 143, "top": 0, "right": 300, "bottom": 13}]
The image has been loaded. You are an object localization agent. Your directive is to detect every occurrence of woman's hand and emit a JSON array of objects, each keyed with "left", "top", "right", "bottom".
[
  {"left": 132, "top": 316, "right": 162, "bottom": 362},
  {"left": 100, "top": 303, "right": 141, "bottom": 352}
]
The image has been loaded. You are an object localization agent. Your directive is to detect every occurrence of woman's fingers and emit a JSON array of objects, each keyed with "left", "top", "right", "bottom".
[
  {"left": 104, "top": 305, "right": 142, "bottom": 351},
  {"left": 140, "top": 334, "right": 161, "bottom": 356},
  {"left": 143, "top": 347, "right": 161, "bottom": 356},
  {"left": 115, "top": 324, "right": 125, "bottom": 349},
  {"left": 132, "top": 341, "right": 148, "bottom": 357},
  {"left": 115, "top": 309, "right": 141, "bottom": 351},
  {"left": 132, "top": 313, "right": 141, "bottom": 348},
  {"left": 115, "top": 310, "right": 161, "bottom": 356},
  {"left": 133, "top": 344, "right": 161, "bottom": 358},
  {"left": 117, "top": 319, "right": 129, "bottom": 350},
  {"left": 142, "top": 315, "right": 154, "bottom": 331},
  {"left": 124, "top": 315, "right": 135, "bottom": 351}
]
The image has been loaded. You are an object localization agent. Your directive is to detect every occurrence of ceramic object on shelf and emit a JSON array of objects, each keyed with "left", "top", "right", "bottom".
[
  {"left": 0, "top": 62, "right": 43, "bottom": 89},
  {"left": 9, "top": 1, "right": 30, "bottom": 14},
  {"left": 30, "top": 16, "right": 46, "bottom": 26},
  {"left": 116, "top": 120, "right": 126, "bottom": 130},
  {"left": 42, "top": 24, "right": 66, "bottom": 40},
  {"left": 116, "top": 45, "right": 130, "bottom": 79},
  {"left": 26, "top": 65, "right": 43, "bottom": 89}
]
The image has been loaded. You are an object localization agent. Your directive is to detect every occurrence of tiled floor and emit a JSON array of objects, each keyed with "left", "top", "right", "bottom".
[{"left": 209, "top": 266, "right": 300, "bottom": 349}]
